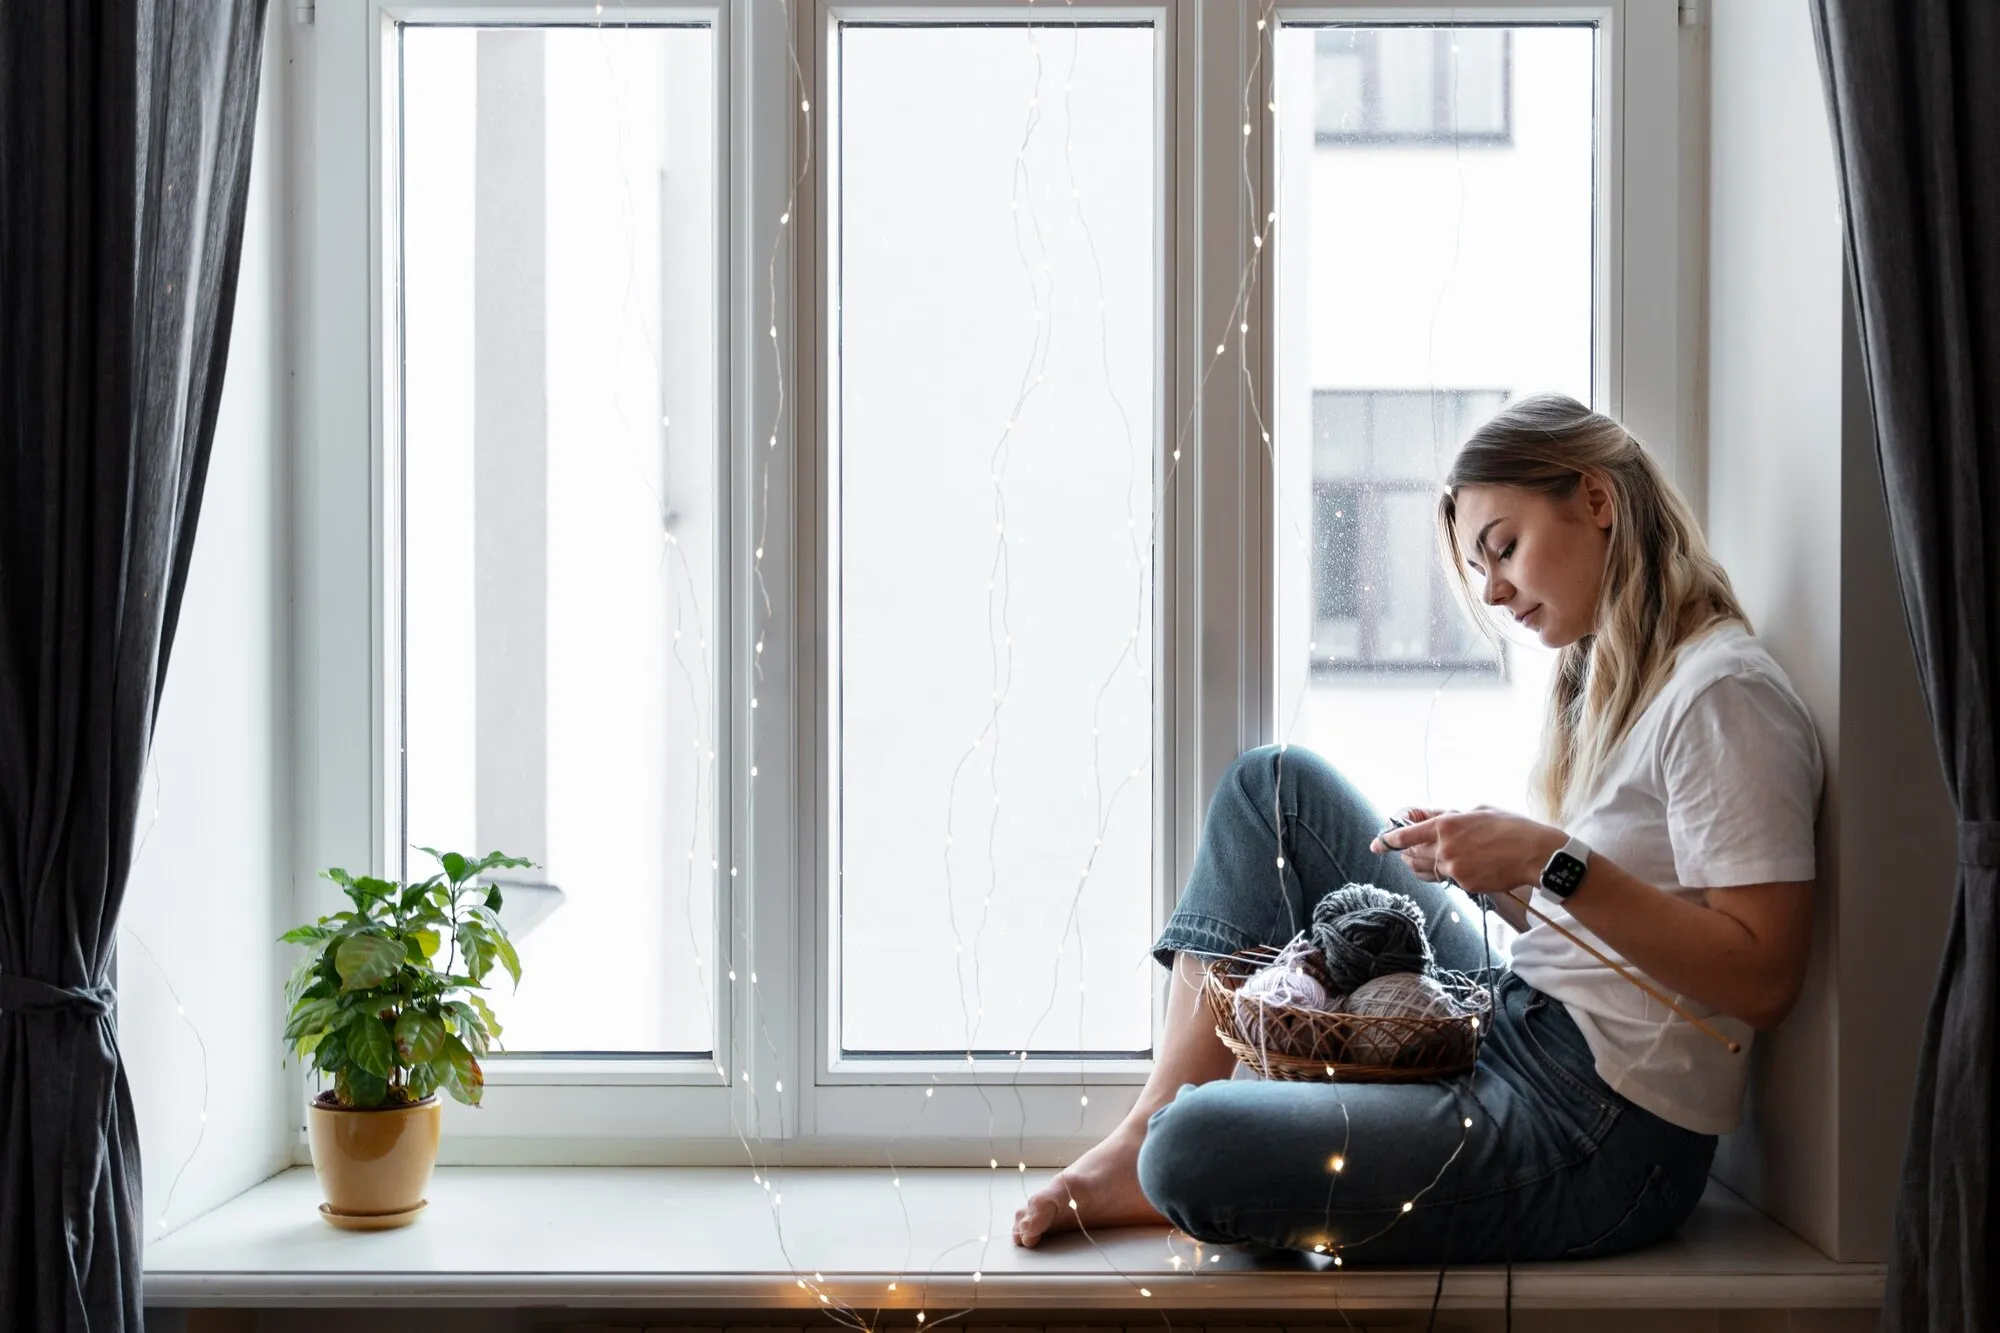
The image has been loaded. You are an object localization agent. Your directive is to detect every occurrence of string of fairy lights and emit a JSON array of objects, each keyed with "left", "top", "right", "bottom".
[{"left": 122, "top": 4, "right": 1533, "bottom": 1327}]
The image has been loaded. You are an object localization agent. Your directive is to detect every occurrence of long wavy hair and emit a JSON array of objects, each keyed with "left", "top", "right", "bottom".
[{"left": 1436, "top": 393, "right": 1748, "bottom": 822}]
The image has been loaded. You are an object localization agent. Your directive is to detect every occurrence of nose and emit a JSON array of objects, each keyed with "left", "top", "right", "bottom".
[{"left": 1480, "top": 573, "right": 1511, "bottom": 607}]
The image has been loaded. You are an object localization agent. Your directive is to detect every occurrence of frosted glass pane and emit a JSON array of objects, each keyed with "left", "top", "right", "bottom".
[
  {"left": 836, "top": 25, "right": 1157, "bottom": 1055},
  {"left": 401, "top": 25, "right": 717, "bottom": 1055},
  {"left": 1276, "top": 24, "right": 1595, "bottom": 816}
]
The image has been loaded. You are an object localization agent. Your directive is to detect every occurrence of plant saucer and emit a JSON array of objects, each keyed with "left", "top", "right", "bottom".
[{"left": 318, "top": 1200, "right": 428, "bottom": 1231}]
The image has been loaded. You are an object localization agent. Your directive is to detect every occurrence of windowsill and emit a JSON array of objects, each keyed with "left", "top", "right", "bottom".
[{"left": 142, "top": 1167, "right": 1884, "bottom": 1311}]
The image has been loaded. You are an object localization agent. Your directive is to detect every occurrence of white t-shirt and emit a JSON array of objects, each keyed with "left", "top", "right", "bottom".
[{"left": 1508, "top": 621, "right": 1823, "bottom": 1136}]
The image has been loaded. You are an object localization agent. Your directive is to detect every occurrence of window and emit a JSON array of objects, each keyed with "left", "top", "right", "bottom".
[
  {"left": 399, "top": 24, "right": 719, "bottom": 1058},
  {"left": 831, "top": 23, "right": 1158, "bottom": 1061},
  {"left": 1275, "top": 22, "right": 1596, "bottom": 818},
  {"left": 299, "top": 0, "right": 1685, "bottom": 1158},
  {"left": 1314, "top": 27, "right": 1513, "bottom": 146},
  {"left": 1309, "top": 390, "right": 1508, "bottom": 675}
]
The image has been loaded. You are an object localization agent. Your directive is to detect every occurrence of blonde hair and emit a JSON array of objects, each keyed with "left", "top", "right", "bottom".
[{"left": 1436, "top": 393, "right": 1748, "bottom": 822}]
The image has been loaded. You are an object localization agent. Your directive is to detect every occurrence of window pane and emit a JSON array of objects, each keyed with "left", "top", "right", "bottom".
[
  {"left": 1315, "top": 25, "right": 1513, "bottom": 145},
  {"left": 1277, "top": 24, "right": 1594, "bottom": 812},
  {"left": 836, "top": 25, "right": 1156, "bottom": 1055},
  {"left": 400, "top": 26, "right": 717, "bottom": 1055}
]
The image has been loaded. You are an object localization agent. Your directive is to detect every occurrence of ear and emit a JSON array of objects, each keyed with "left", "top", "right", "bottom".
[{"left": 1581, "top": 472, "right": 1616, "bottom": 530}]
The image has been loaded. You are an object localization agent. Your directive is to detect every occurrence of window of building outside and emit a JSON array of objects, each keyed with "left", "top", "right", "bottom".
[
  {"left": 1314, "top": 27, "right": 1512, "bottom": 146},
  {"left": 1309, "top": 388, "right": 1509, "bottom": 676},
  {"left": 1276, "top": 23, "right": 1593, "bottom": 821}
]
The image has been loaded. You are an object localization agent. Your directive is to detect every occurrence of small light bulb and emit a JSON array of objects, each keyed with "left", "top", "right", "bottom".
[
  {"left": 1080, "top": 1094, "right": 1089, "bottom": 1106},
  {"left": 1464, "top": 1117, "right": 1474, "bottom": 1128},
  {"left": 1140, "top": 1288, "right": 1153, "bottom": 1297},
  {"left": 1402, "top": 1201, "right": 1415, "bottom": 1213},
  {"left": 1331, "top": 1155, "right": 1345, "bottom": 1172}
]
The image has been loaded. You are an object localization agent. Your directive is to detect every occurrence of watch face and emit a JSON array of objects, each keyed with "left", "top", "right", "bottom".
[{"left": 1543, "top": 851, "right": 1588, "bottom": 897}]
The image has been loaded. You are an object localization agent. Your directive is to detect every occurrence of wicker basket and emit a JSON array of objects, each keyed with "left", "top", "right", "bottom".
[{"left": 1201, "top": 946, "right": 1492, "bottom": 1083}]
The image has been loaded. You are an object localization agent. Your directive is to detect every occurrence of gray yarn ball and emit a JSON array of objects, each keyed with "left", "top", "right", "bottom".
[{"left": 1309, "top": 884, "right": 1436, "bottom": 995}]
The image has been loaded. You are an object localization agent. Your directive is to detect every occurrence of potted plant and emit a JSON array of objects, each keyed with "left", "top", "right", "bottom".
[{"left": 280, "top": 847, "right": 530, "bottom": 1229}]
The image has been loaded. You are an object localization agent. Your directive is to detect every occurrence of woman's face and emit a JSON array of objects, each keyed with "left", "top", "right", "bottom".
[{"left": 1452, "top": 478, "right": 1615, "bottom": 649}]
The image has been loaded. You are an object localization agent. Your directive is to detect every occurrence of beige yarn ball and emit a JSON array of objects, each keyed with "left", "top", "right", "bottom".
[{"left": 1340, "top": 972, "right": 1458, "bottom": 1065}]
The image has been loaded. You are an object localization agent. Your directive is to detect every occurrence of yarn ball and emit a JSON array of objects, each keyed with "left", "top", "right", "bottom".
[
  {"left": 1340, "top": 972, "right": 1460, "bottom": 1065},
  {"left": 1233, "top": 961, "right": 1331, "bottom": 1050},
  {"left": 1309, "top": 884, "right": 1436, "bottom": 995}
]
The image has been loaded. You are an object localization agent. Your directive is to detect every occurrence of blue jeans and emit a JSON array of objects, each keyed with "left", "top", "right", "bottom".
[{"left": 1137, "top": 744, "right": 1717, "bottom": 1265}]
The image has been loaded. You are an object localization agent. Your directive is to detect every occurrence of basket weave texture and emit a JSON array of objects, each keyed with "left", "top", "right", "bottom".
[{"left": 1201, "top": 946, "right": 1492, "bottom": 1083}]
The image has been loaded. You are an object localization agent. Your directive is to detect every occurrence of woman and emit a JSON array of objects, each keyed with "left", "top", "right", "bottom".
[{"left": 1012, "top": 393, "right": 1823, "bottom": 1263}]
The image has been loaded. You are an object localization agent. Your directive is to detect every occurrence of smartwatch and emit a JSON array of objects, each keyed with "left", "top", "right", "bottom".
[{"left": 1539, "top": 834, "right": 1592, "bottom": 900}]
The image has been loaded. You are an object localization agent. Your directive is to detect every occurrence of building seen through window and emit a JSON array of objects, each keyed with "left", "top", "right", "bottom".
[
  {"left": 1314, "top": 27, "right": 1513, "bottom": 145},
  {"left": 1309, "top": 389, "right": 1508, "bottom": 676}
]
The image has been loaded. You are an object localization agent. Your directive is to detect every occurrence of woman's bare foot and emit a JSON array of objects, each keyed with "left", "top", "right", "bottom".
[{"left": 1012, "top": 1123, "right": 1166, "bottom": 1247}]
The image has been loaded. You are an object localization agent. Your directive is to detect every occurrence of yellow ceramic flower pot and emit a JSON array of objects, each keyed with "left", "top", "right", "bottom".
[{"left": 307, "top": 1095, "right": 442, "bottom": 1230}]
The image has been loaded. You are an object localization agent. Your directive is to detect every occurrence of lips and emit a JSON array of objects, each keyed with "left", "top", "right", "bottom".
[{"left": 1514, "top": 605, "right": 1542, "bottom": 627}]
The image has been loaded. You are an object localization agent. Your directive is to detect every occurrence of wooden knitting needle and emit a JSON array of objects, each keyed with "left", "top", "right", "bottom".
[
  {"left": 1384, "top": 816, "right": 1741, "bottom": 1054},
  {"left": 1514, "top": 896, "right": 1742, "bottom": 1055}
]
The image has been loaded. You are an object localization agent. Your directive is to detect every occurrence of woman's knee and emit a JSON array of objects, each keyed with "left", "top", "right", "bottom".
[{"left": 1136, "top": 1087, "right": 1239, "bottom": 1238}]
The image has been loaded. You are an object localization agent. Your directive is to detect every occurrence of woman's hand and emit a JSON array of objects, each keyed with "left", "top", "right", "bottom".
[{"left": 1370, "top": 806, "right": 1566, "bottom": 896}]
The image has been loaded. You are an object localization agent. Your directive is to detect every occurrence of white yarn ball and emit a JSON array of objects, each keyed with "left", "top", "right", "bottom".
[
  {"left": 1233, "top": 963, "right": 1330, "bottom": 1049},
  {"left": 1340, "top": 971, "right": 1458, "bottom": 1065}
]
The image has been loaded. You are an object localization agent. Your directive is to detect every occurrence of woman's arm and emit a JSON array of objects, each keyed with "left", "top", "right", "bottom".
[
  {"left": 1376, "top": 812, "right": 1813, "bottom": 1029},
  {"left": 1553, "top": 852, "right": 1812, "bottom": 1030}
]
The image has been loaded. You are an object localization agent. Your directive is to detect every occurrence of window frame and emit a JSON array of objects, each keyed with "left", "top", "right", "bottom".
[{"left": 293, "top": 0, "right": 1696, "bottom": 1163}]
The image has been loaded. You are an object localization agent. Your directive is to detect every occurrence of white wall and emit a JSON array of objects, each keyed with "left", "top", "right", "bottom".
[
  {"left": 1704, "top": 0, "right": 1955, "bottom": 1262},
  {"left": 120, "top": 6, "right": 295, "bottom": 1241}
]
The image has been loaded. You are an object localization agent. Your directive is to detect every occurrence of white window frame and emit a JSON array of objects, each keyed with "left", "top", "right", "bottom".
[{"left": 293, "top": 0, "right": 1694, "bottom": 1164}]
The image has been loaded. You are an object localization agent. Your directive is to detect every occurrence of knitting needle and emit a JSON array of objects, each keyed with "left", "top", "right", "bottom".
[
  {"left": 1514, "top": 897, "right": 1741, "bottom": 1055},
  {"left": 1382, "top": 816, "right": 1741, "bottom": 1055}
]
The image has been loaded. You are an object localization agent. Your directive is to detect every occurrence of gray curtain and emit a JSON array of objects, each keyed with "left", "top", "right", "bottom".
[
  {"left": 0, "top": 1, "right": 269, "bottom": 1329},
  {"left": 1809, "top": 2, "right": 2000, "bottom": 1328}
]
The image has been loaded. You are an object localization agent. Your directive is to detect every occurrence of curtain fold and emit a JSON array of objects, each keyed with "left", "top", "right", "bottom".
[
  {"left": 0, "top": 1, "right": 270, "bottom": 1328},
  {"left": 1809, "top": 2, "right": 2000, "bottom": 1328}
]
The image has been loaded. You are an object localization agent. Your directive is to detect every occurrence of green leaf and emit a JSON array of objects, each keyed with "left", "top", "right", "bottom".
[
  {"left": 440, "top": 851, "right": 469, "bottom": 884},
  {"left": 467, "top": 993, "right": 504, "bottom": 1041},
  {"left": 313, "top": 1025, "right": 348, "bottom": 1072},
  {"left": 440, "top": 1033, "right": 484, "bottom": 1106},
  {"left": 484, "top": 885, "right": 504, "bottom": 914},
  {"left": 297, "top": 1031, "right": 325, "bottom": 1060},
  {"left": 283, "top": 996, "right": 341, "bottom": 1043},
  {"left": 455, "top": 925, "right": 498, "bottom": 984},
  {"left": 408, "top": 1061, "right": 440, "bottom": 1101},
  {"left": 335, "top": 933, "right": 406, "bottom": 990},
  {"left": 279, "top": 924, "right": 335, "bottom": 946},
  {"left": 322, "top": 867, "right": 356, "bottom": 889},
  {"left": 492, "top": 931, "right": 522, "bottom": 989},
  {"left": 284, "top": 956, "right": 325, "bottom": 1008},
  {"left": 394, "top": 1011, "right": 447, "bottom": 1064},
  {"left": 337, "top": 1065, "right": 388, "bottom": 1109},
  {"left": 344, "top": 1012, "right": 396, "bottom": 1079},
  {"left": 410, "top": 928, "right": 441, "bottom": 959},
  {"left": 471, "top": 849, "right": 535, "bottom": 874}
]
